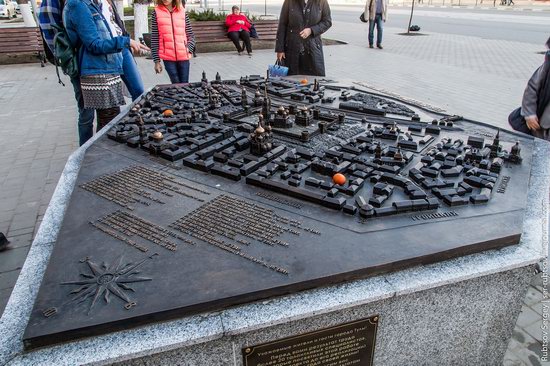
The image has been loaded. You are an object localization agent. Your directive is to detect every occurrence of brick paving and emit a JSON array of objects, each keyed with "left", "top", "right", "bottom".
[{"left": 0, "top": 19, "right": 548, "bottom": 364}]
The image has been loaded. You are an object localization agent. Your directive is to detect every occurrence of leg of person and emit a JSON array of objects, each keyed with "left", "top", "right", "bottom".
[
  {"left": 368, "top": 19, "right": 375, "bottom": 48},
  {"left": 70, "top": 76, "right": 95, "bottom": 146},
  {"left": 298, "top": 52, "right": 315, "bottom": 75},
  {"left": 240, "top": 30, "right": 252, "bottom": 54},
  {"left": 96, "top": 107, "right": 121, "bottom": 131},
  {"left": 376, "top": 14, "right": 384, "bottom": 48},
  {"left": 177, "top": 60, "right": 190, "bottom": 84},
  {"left": 163, "top": 60, "right": 181, "bottom": 83},
  {"left": 121, "top": 47, "right": 145, "bottom": 101},
  {"left": 227, "top": 32, "right": 243, "bottom": 53}
]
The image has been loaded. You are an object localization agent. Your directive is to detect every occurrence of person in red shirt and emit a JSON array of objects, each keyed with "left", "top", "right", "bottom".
[{"left": 225, "top": 5, "right": 252, "bottom": 56}]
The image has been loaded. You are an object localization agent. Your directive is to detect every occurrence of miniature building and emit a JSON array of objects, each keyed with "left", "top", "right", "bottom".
[
  {"left": 249, "top": 115, "right": 273, "bottom": 156},
  {"left": 138, "top": 116, "right": 147, "bottom": 146},
  {"left": 508, "top": 141, "right": 523, "bottom": 164},
  {"left": 273, "top": 106, "right": 293, "bottom": 129},
  {"left": 374, "top": 142, "right": 382, "bottom": 160},
  {"left": 253, "top": 88, "right": 263, "bottom": 107},
  {"left": 148, "top": 130, "right": 166, "bottom": 155},
  {"left": 295, "top": 106, "right": 314, "bottom": 127},
  {"left": 394, "top": 148, "right": 403, "bottom": 162},
  {"left": 208, "top": 90, "right": 221, "bottom": 109}
]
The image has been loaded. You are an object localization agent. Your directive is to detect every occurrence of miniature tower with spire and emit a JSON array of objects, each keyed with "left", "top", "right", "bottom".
[
  {"left": 262, "top": 82, "right": 272, "bottom": 122},
  {"left": 313, "top": 79, "right": 320, "bottom": 92},
  {"left": 241, "top": 86, "right": 248, "bottom": 108},
  {"left": 490, "top": 129, "right": 500, "bottom": 158}
]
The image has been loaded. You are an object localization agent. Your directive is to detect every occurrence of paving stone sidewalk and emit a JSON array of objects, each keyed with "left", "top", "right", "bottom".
[{"left": 0, "top": 22, "right": 547, "bottom": 364}]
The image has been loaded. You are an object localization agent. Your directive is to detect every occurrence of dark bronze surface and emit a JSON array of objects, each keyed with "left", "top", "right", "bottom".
[
  {"left": 23, "top": 76, "right": 533, "bottom": 348},
  {"left": 242, "top": 316, "right": 379, "bottom": 366}
]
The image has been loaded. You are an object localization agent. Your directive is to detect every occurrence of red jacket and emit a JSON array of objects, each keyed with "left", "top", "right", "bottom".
[
  {"left": 155, "top": 5, "right": 191, "bottom": 61},
  {"left": 225, "top": 14, "right": 251, "bottom": 33}
]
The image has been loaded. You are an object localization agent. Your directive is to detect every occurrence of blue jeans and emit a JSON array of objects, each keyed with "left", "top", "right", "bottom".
[
  {"left": 121, "top": 47, "right": 144, "bottom": 101},
  {"left": 368, "top": 14, "right": 384, "bottom": 46},
  {"left": 70, "top": 76, "right": 95, "bottom": 146},
  {"left": 164, "top": 60, "right": 190, "bottom": 84}
]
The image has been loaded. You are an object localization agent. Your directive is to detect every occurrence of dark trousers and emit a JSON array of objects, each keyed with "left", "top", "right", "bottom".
[
  {"left": 70, "top": 76, "right": 95, "bottom": 146},
  {"left": 228, "top": 30, "right": 252, "bottom": 53},
  {"left": 296, "top": 52, "right": 316, "bottom": 76},
  {"left": 368, "top": 14, "right": 384, "bottom": 46},
  {"left": 97, "top": 107, "right": 121, "bottom": 131},
  {"left": 163, "top": 60, "right": 190, "bottom": 84}
]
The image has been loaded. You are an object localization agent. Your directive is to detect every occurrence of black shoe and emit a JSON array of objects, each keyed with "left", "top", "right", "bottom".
[
  {"left": 248, "top": 52, "right": 253, "bottom": 57},
  {"left": 369, "top": 44, "right": 374, "bottom": 49},
  {"left": 377, "top": 44, "right": 383, "bottom": 49},
  {"left": 0, "top": 232, "right": 9, "bottom": 252}
]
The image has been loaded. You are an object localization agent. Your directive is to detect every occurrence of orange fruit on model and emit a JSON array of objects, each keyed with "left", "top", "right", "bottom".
[
  {"left": 300, "top": 78, "right": 308, "bottom": 85},
  {"left": 163, "top": 109, "right": 174, "bottom": 117},
  {"left": 332, "top": 173, "right": 346, "bottom": 185}
]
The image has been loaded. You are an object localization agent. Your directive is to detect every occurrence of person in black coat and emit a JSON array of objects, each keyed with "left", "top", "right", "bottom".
[{"left": 275, "top": 0, "right": 332, "bottom": 76}]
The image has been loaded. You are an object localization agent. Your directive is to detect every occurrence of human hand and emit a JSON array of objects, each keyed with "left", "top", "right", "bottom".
[
  {"left": 236, "top": 20, "right": 245, "bottom": 25},
  {"left": 154, "top": 62, "right": 163, "bottom": 74},
  {"left": 276, "top": 52, "right": 285, "bottom": 61},
  {"left": 300, "top": 28, "right": 312, "bottom": 39},
  {"left": 130, "top": 39, "right": 150, "bottom": 55},
  {"left": 525, "top": 115, "right": 540, "bottom": 131}
]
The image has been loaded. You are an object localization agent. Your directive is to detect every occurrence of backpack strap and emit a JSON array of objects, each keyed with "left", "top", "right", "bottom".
[{"left": 52, "top": 30, "right": 66, "bottom": 86}]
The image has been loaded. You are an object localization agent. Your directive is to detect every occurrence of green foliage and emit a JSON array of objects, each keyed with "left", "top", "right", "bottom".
[
  {"left": 124, "top": 6, "right": 154, "bottom": 16},
  {"left": 245, "top": 13, "right": 261, "bottom": 21},
  {"left": 187, "top": 9, "right": 227, "bottom": 21}
]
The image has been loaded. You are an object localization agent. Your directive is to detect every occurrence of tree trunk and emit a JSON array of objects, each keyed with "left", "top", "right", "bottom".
[
  {"left": 133, "top": 1, "right": 150, "bottom": 41},
  {"left": 116, "top": 0, "right": 125, "bottom": 27},
  {"left": 16, "top": 0, "right": 36, "bottom": 26},
  {"left": 407, "top": 0, "right": 415, "bottom": 34}
]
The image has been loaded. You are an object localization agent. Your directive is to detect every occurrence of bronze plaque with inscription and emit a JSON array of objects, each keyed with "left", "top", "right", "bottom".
[{"left": 242, "top": 316, "right": 379, "bottom": 366}]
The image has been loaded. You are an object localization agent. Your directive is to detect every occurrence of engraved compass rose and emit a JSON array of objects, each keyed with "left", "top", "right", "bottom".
[{"left": 60, "top": 253, "right": 158, "bottom": 315}]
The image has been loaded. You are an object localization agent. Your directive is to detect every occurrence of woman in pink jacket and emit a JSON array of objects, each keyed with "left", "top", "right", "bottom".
[
  {"left": 151, "top": 0, "right": 196, "bottom": 83},
  {"left": 225, "top": 5, "right": 252, "bottom": 56}
]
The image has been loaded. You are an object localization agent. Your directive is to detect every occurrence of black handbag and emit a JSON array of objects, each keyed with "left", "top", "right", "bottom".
[
  {"left": 359, "top": 13, "right": 367, "bottom": 23},
  {"left": 508, "top": 107, "right": 531, "bottom": 135},
  {"left": 250, "top": 24, "right": 259, "bottom": 39}
]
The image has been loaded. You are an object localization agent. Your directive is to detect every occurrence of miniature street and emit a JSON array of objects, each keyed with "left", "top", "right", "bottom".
[{"left": 0, "top": 4, "right": 549, "bottom": 365}]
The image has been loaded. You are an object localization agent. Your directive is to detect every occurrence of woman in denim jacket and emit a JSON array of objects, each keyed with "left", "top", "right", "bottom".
[{"left": 63, "top": 0, "right": 148, "bottom": 130}]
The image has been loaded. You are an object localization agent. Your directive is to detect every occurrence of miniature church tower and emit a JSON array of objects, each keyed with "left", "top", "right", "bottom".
[{"left": 249, "top": 115, "right": 273, "bottom": 156}]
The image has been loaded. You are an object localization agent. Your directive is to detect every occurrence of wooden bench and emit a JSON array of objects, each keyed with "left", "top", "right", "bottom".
[
  {"left": 191, "top": 20, "right": 278, "bottom": 44},
  {"left": 0, "top": 27, "right": 45, "bottom": 66}
]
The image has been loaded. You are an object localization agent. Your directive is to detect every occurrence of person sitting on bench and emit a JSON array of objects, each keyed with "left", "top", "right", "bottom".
[{"left": 225, "top": 5, "right": 252, "bottom": 56}]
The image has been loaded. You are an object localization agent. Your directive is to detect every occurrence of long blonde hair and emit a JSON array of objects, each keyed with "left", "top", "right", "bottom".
[{"left": 156, "top": 0, "right": 183, "bottom": 10}]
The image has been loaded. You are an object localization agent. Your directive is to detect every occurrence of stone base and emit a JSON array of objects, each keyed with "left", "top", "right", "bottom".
[{"left": 115, "top": 266, "right": 533, "bottom": 366}]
